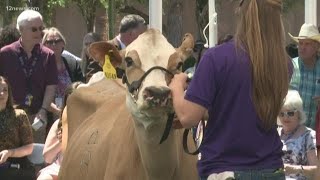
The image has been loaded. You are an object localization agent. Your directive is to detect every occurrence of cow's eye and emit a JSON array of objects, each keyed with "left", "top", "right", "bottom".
[
  {"left": 125, "top": 57, "right": 134, "bottom": 67},
  {"left": 176, "top": 62, "right": 183, "bottom": 70}
]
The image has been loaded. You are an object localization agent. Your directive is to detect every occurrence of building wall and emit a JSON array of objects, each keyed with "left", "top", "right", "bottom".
[{"left": 54, "top": 3, "right": 106, "bottom": 57}]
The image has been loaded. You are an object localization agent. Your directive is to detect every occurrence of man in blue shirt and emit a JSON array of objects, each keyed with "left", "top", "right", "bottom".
[{"left": 289, "top": 23, "right": 320, "bottom": 129}]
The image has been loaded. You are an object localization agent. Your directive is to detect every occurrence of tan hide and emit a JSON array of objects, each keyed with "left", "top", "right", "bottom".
[{"left": 59, "top": 29, "right": 197, "bottom": 180}]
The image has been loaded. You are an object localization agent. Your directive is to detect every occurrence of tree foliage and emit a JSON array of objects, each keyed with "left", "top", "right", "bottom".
[
  {"left": 0, "top": 0, "right": 25, "bottom": 26},
  {"left": 42, "top": 0, "right": 66, "bottom": 25},
  {"left": 0, "top": 0, "right": 305, "bottom": 36}
]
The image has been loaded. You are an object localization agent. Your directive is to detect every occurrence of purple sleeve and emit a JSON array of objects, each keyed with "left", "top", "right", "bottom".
[
  {"left": 45, "top": 52, "right": 58, "bottom": 85},
  {"left": 185, "top": 50, "right": 218, "bottom": 109}
]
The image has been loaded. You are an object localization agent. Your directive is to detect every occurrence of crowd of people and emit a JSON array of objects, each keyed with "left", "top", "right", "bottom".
[
  {"left": 0, "top": 0, "right": 320, "bottom": 179},
  {"left": 0, "top": 9, "right": 146, "bottom": 179}
]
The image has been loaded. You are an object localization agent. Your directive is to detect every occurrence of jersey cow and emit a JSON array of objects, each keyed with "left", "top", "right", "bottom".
[{"left": 59, "top": 29, "right": 198, "bottom": 180}]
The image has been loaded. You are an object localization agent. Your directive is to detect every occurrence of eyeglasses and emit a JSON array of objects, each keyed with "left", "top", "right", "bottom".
[
  {"left": 45, "top": 39, "right": 63, "bottom": 45},
  {"left": 279, "top": 110, "right": 297, "bottom": 118},
  {"left": 31, "top": 26, "right": 45, "bottom": 32}
]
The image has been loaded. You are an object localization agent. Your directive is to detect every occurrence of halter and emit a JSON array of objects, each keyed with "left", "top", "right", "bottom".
[
  {"left": 122, "top": 66, "right": 174, "bottom": 94},
  {"left": 121, "top": 66, "right": 176, "bottom": 144}
]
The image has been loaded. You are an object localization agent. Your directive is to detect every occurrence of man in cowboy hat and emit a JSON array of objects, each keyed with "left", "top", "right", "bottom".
[{"left": 289, "top": 23, "right": 320, "bottom": 130}]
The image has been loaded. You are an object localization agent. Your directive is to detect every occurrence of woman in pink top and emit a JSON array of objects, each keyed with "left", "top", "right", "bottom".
[
  {"left": 37, "top": 82, "right": 82, "bottom": 180},
  {"left": 37, "top": 119, "right": 62, "bottom": 180}
]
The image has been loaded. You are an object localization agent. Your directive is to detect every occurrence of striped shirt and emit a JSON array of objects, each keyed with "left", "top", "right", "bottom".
[{"left": 290, "top": 56, "right": 320, "bottom": 129}]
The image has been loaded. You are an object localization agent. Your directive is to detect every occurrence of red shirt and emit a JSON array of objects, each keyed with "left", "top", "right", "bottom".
[{"left": 0, "top": 40, "right": 58, "bottom": 114}]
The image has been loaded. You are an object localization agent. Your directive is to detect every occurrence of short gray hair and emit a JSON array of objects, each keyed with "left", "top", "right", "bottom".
[
  {"left": 119, "top": 14, "right": 146, "bottom": 33},
  {"left": 281, "top": 90, "right": 306, "bottom": 124},
  {"left": 16, "top": 10, "right": 43, "bottom": 32}
]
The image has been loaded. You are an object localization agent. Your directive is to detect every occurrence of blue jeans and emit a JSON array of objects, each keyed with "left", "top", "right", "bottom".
[{"left": 200, "top": 168, "right": 285, "bottom": 180}]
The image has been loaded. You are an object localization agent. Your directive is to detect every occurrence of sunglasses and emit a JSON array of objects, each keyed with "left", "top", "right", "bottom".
[
  {"left": 279, "top": 110, "right": 297, "bottom": 118},
  {"left": 45, "top": 39, "right": 63, "bottom": 45},
  {"left": 31, "top": 26, "right": 45, "bottom": 32}
]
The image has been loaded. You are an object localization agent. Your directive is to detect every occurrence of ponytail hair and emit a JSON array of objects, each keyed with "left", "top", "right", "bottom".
[{"left": 235, "top": 0, "right": 289, "bottom": 130}]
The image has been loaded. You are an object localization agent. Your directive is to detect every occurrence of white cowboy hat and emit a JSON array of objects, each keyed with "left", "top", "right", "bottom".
[{"left": 288, "top": 23, "right": 320, "bottom": 43}]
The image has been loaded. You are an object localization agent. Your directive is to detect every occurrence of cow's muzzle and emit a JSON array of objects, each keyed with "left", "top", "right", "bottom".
[{"left": 143, "top": 86, "right": 171, "bottom": 107}]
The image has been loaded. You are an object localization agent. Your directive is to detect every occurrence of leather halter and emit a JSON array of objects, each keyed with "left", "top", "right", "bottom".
[
  {"left": 121, "top": 66, "right": 175, "bottom": 144},
  {"left": 122, "top": 66, "right": 173, "bottom": 94}
]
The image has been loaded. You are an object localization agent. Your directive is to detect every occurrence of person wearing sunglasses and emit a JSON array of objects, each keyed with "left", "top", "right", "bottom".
[
  {"left": 0, "top": 10, "right": 58, "bottom": 144},
  {"left": 289, "top": 23, "right": 320, "bottom": 131},
  {"left": 277, "top": 90, "right": 319, "bottom": 179},
  {"left": 42, "top": 27, "right": 83, "bottom": 128}
]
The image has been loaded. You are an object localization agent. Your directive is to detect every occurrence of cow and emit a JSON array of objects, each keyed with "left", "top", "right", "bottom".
[{"left": 59, "top": 29, "right": 198, "bottom": 180}]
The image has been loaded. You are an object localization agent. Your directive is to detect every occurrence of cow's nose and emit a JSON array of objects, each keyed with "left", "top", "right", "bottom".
[
  {"left": 144, "top": 86, "right": 171, "bottom": 99},
  {"left": 143, "top": 86, "right": 171, "bottom": 107}
]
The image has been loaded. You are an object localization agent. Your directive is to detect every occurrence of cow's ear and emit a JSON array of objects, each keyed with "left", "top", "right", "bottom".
[
  {"left": 167, "top": 33, "right": 195, "bottom": 74},
  {"left": 177, "top": 33, "right": 194, "bottom": 60},
  {"left": 89, "top": 41, "right": 123, "bottom": 67}
]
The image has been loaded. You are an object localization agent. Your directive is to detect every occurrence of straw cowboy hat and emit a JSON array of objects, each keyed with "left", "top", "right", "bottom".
[{"left": 289, "top": 23, "right": 320, "bottom": 43}]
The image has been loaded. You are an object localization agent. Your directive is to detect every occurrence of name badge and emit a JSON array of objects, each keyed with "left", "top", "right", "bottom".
[
  {"left": 24, "top": 94, "right": 33, "bottom": 106},
  {"left": 55, "top": 97, "right": 63, "bottom": 109}
]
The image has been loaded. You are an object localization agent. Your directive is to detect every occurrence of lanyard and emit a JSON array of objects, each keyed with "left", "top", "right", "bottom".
[{"left": 18, "top": 51, "right": 39, "bottom": 93}]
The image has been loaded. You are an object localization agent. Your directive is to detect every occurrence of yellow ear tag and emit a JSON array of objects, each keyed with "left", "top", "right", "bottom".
[{"left": 103, "top": 54, "right": 117, "bottom": 79}]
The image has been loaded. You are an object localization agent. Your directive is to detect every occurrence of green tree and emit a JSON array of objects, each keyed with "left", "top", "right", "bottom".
[
  {"left": 0, "top": 0, "right": 25, "bottom": 26},
  {"left": 65, "top": 0, "right": 103, "bottom": 32},
  {"left": 108, "top": 0, "right": 115, "bottom": 38},
  {"left": 29, "top": 0, "right": 66, "bottom": 27}
]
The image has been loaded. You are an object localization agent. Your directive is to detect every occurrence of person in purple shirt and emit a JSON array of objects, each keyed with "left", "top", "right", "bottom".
[
  {"left": 0, "top": 10, "right": 58, "bottom": 143},
  {"left": 169, "top": 0, "right": 291, "bottom": 179}
]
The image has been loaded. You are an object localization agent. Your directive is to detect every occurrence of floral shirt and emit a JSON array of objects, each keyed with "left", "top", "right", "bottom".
[
  {"left": 278, "top": 126, "right": 316, "bottom": 180},
  {"left": 0, "top": 108, "right": 33, "bottom": 150}
]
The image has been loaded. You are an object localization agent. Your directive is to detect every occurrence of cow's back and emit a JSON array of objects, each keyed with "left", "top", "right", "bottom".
[
  {"left": 66, "top": 78, "right": 126, "bottom": 140},
  {"left": 59, "top": 78, "right": 145, "bottom": 179}
]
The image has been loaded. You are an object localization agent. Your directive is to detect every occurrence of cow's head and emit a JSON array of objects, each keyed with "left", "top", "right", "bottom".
[{"left": 89, "top": 29, "right": 194, "bottom": 119}]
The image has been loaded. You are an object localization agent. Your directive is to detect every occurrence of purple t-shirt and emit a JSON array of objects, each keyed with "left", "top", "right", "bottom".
[
  {"left": 0, "top": 40, "right": 58, "bottom": 114},
  {"left": 185, "top": 41, "right": 284, "bottom": 176}
]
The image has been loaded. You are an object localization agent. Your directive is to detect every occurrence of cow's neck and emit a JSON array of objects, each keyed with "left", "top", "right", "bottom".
[
  {"left": 133, "top": 116, "right": 178, "bottom": 179},
  {"left": 128, "top": 100, "right": 178, "bottom": 179}
]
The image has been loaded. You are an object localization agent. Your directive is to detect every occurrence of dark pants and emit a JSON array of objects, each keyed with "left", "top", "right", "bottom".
[
  {"left": 0, "top": 157, "right": 36, "bottom": 180},
  {"left": 200, "top": 168, "right": 285, "bottom": 180}
]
